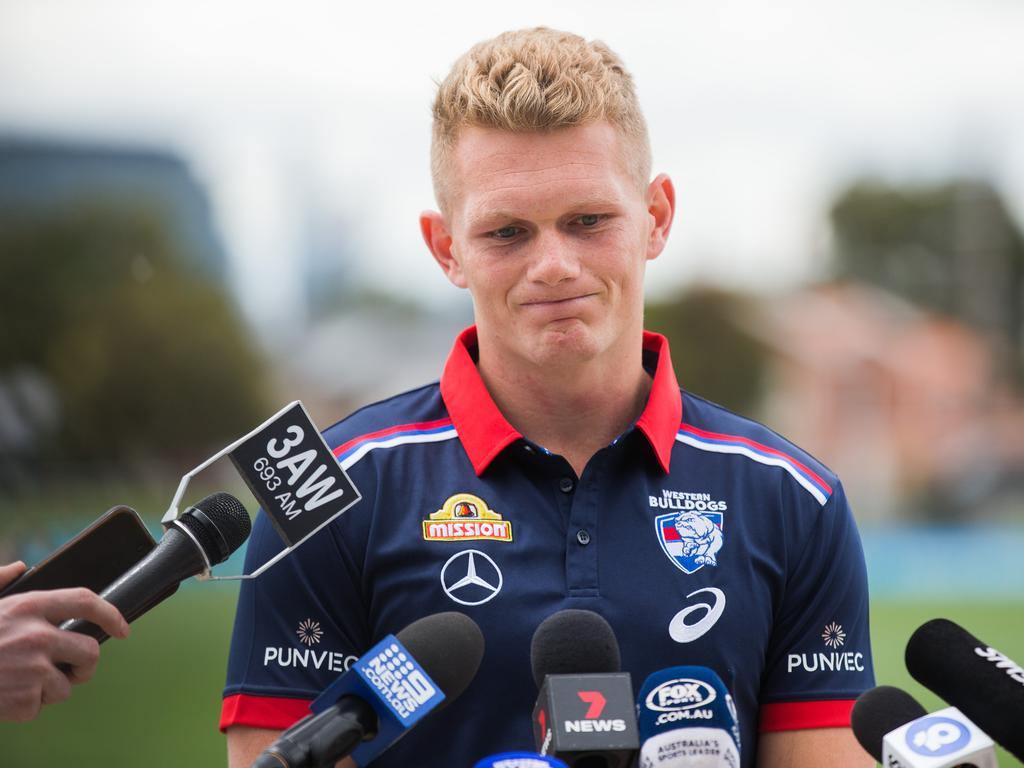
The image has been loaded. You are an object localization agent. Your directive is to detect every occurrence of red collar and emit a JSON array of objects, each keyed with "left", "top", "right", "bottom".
[{"left": 440, "top": 326, "right": 681, "bottom": 475}]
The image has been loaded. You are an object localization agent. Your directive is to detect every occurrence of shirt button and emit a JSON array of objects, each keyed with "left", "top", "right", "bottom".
[
  {"left": 576, "top": 529, "right": 591, "bottom": 546},
  {"left": 559, "top": 477, "right": 575, "bottom": 493}
]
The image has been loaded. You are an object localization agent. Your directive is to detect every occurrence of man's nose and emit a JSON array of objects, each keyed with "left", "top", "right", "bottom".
[{"left": 526, "top": 231, "right": 581, "bottom": 285}]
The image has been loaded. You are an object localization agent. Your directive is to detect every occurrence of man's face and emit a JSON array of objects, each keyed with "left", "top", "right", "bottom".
[{"left": 431, "top": 121, "right": 669, "bottom": 370}]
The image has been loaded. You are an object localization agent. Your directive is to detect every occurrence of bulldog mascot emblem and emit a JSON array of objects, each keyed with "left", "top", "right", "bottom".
[{"left": 655, "top": 509, "right": 725, "bottom": 574}]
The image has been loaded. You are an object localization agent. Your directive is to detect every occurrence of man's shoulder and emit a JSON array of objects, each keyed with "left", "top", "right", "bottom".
[
  {"left": 678, "top": 390, "right": 840, "bottom": 503},
  {"left": 320, "top": 381, "right": 450, "bottom": 455}
]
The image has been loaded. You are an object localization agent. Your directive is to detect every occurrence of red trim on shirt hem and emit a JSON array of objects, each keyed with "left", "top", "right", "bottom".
[
  {"left": 219, "top": 693, "right": 313, "bottom": 732},
  {"left": 758, "top": 699, "right": 856, "bottom": 732}
]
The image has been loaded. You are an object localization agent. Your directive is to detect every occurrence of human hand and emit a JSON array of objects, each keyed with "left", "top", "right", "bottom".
[{"left": 0, "top": 561, "right": 130, "bottom": 722}]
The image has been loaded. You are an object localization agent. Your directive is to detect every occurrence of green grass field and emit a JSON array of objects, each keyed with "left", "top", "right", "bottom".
[{"left": 0, "top": 593, "right": 1021, "bottom": 767}]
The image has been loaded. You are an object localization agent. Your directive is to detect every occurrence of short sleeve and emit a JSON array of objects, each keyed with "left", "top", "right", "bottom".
[
  {"left": 758, "top": 480, "right": 875, "bottom": 731},
  {"left": 220, "top": 505, "right": 371, "bottom": 732}
]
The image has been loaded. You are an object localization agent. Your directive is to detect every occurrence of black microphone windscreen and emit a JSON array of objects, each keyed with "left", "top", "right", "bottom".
[
  {"left": 905, "top": 617, "right": 1024, "bottom": 761},
  {"left": 530, "top": 608, "right": 620, "bottom": 689},
  {"left": 178, "top": 492, "right": 251, "bottom": 564},
  {"left": 850, "top": 685, "right": 927, "bottom": 762},
  {"left": 395, "top": 612, "right": 484, "bottom": 704}
]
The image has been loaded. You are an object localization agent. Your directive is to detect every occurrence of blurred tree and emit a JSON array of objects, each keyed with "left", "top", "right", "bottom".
[
  {"left": 830, "top": 179, "right": 1024, "bottom": 387},
  {"left": 645, "top": 286, "right": 768, "bottom": 416},
  {"left": 0, "top": 203, "right": 269, "bottom": 470}
]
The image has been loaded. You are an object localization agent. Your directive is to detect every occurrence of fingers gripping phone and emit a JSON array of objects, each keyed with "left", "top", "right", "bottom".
[{"left": 0, "top": 506, "right": 156, "bottom": 598}]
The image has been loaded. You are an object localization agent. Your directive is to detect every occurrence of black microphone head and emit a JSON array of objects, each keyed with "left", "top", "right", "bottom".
[
  {"left": 850, "top": 685, "right": 927, "bottom": 762},
  {"left": 175, "top": 492, "right": 251, "bottom": 565},
  {"left": 396, "top": 612, "right": 484, "bottom": 705},
  {"left": 530, "top": 608, "right": 620, "bottom": 689},
  {"left": 905, "top": 618, "right": 972, "bottom": 682},
  {"left": 905, "top": 617, "right": 1024, "bottom": 761}
]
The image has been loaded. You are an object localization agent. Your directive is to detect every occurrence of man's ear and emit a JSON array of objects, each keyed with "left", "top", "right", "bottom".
[
  {"left": 645, "top": 173, "right": 676, "bottom": 262},
  {"left": 420, "top": 211, "right": 466, "bottom": 288}
]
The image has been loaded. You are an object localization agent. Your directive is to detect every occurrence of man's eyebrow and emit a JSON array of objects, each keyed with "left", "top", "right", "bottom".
[{"left": 464, "top": 197, "right": 623, "bottom": 226}]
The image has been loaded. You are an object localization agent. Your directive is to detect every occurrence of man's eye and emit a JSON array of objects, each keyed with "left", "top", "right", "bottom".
[
  {"left": 577, "top": 214, "right": 602, "bottom": 226},
  {"left": 491, "top": 226, "right": 520, "bottom": 240}
]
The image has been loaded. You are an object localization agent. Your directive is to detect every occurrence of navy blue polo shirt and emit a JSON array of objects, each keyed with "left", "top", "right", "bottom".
[{"left": 222, "top": 327, "right": 874, "bottom": 767}]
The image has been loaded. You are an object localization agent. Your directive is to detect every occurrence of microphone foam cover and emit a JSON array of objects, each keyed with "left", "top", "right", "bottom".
[
  {"left": 905, "top": 617, "right": 1024, "bottom": 761},
  {"left": 850, "top": 685, "right": 927, "bottom": 763},
  {"left": 530, "top": 608, "right": 620, "bottom": 689},
  {"left": 179, "top": 492, "right": 252, "bottom": 564},
  {"left": 396, "top": 611, "right": 484, "bottom": 704}
]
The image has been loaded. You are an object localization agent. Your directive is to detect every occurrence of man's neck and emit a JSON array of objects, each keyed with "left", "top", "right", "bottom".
[{"left": 476, "top": 336, "right": 652, "bottom": 477}]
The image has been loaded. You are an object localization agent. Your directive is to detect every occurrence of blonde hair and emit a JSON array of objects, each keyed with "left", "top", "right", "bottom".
[{"left": 431, "top": 27, "right": 651, "bottom": 212}]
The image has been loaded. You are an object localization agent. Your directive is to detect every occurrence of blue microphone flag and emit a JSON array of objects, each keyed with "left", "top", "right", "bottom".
[
  {"left": 636, "top": 666, "right": 741, "bottom": 767},
  {"left": 474, "top": 753, "right": 569, "bottom": 768},
  {"left": 311, "top": 634, "right": 445, "bottom": 765}
]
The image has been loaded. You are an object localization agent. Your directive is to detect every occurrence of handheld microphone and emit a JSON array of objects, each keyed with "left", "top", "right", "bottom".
[
  {"left": 635, "top": 666, "right": 740, "bottom": 767},
  {"left": 253, "top": 611, "right": 484, "bottom": 768},
  {"left": 473, "top": 753, "right": 568, "bottom": 768},
  {"left": 61, "top": 492, "right": 251, "bottom": 641},
  {"left": 851, "top": 685, "right": 997, "bottom": 767},
  {"left": 906, "top": 617, "right": 1024, "bottom": 762},
  {"left": 851, "top": 685, "right": 928, "bottom": 763},
  {"left": 530, "top": 609, "right": 639, "bottom": 768}
]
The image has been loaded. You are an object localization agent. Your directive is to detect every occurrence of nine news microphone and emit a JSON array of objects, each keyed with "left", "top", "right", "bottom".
[
  {"left": 635, "top": 666, "right": 740, "bottom": 768},
  {"left": 851, "top": 684, "right": 997, "bottom": 767},
  {"left": 253, "top": 612, "right": 484, "bottom": 768},
  {"left": 906, "top": 617, "right": 1024, "bottom": 763},
  {"left": 61, "top": 492, "right": 251, "bottom": 642},
  {"left": 530, "top": 609, "right": 639, "bottom": 768}
]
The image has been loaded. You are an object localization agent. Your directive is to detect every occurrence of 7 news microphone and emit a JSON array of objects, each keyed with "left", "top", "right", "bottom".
[
  {"left": 851, "top": 684, "right": 998, "bottom": 767},
  {"left": 529, "top": 609, "right": 639, "bottom": 768},
  {"left": 62, "top": 492, "right": 251, "bottom": 641},
  {"left": 252, "top": 611, "right": 484, "bottom": 768},
  {"left": 635, "top": 666, "right": 741, "bottom": 768},
  {"left": 906, "top": 618, "right": 1024, "bottom": 763}
]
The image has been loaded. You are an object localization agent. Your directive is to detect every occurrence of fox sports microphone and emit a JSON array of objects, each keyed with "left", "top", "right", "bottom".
[
  {"left": 530, "top": 609, "right": 639, "bottom": 768},
  {"left": 61, "top": 492, "right": 250, "bottom": 641},
  {"left": 253, "top": 611, "right": 484, "bottom": 768},
  {"left": 906, "top": 617, "right": 1024, "bottom": 762},
  {"left": 851, "top": 684, "right": 997, "bottom": 767},
  {"left": 635, "top": 666, "right": 740, "bottom": 768}
]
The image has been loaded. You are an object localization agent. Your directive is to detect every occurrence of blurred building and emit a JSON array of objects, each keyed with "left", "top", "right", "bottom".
[
  {"left": 754, "top": 282, "right": 1024, "bottom": 522},
  {"left": 0, "top": 136, "right": 228, "bottom": 284},
  {"left": 0, "top": 137, "right": 268, "bottom": 478}
]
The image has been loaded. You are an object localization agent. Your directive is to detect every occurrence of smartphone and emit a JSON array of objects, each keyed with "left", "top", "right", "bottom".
[{"left": 0, "top": 505, "right": 157, "bottom": 598}]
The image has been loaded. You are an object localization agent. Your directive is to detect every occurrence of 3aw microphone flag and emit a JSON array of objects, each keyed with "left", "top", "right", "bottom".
[{"left": 162, "top": 400, "right": 361, "bottom": 580}]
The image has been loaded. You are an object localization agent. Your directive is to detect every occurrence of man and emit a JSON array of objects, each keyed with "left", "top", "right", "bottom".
[
  {"left": 223, "top": 28, "right": 874, "bottom": 767},
  {"left": 0, "top": 561, "right": 129, "bottom": 721}
]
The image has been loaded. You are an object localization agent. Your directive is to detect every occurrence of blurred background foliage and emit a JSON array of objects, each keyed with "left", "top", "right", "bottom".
[
  {"left": 646, "top": 285, "right": 769, "bottom": 417},
  {"left": 0, "top": 203, "right": 269, "bottom": 491},
  {"left": 830, "top": 179, "right": 1024, "bottom": 390}
]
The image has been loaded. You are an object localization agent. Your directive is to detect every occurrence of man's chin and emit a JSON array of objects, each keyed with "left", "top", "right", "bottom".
[{"left": 529, "top": 322, "right": 602, "bottom": 363}]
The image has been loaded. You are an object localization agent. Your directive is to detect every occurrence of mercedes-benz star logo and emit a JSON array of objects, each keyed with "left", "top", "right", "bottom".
[{"left": 440, "top": 549, "right": 503, "bottom": 606}]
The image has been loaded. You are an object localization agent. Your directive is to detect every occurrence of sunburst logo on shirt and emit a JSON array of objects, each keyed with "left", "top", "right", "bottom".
[
  {"left": 297, "top": 619, "right": 323, "bottom": 646},
  {"left": 822, "top": 622, "right": 846, "bottom": 648}
]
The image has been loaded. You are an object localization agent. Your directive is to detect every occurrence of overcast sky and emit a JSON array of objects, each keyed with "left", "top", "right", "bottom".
[{"left": 2, "top": 0, "right": 1023, "bottom": 338}]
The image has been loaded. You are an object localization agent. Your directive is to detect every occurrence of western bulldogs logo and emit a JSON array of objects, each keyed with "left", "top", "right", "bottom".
[{"left": 655, "top": 510, "right": 724, "bottom": 574}]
